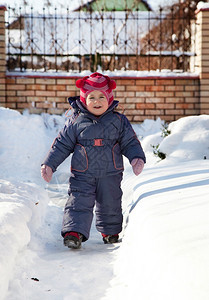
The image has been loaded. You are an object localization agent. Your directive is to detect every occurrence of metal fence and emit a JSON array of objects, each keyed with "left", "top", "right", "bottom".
[{"left": 5, "top": 2, "right": 197, "bottom": 73}]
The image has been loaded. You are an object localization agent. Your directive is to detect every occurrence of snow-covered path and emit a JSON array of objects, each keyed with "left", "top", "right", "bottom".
[{"left": 5, "top": 182, "right": 120, "bottom": 300}]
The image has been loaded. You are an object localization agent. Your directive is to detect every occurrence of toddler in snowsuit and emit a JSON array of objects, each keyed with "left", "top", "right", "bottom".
[{"left": 41, "top": 72, "right": 146, "bottom": 249}]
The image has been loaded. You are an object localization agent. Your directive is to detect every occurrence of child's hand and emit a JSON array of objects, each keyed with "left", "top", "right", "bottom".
[
  {"left": 41, "top": 165, "right": 53, "bottom": 182},
  {"left": 131, "top": 158, "right": 144, "bottom": 176}
]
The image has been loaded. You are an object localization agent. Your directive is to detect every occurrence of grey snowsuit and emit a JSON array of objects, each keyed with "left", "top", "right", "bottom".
[{"left": 42, "top": 97, "right": 146, "bottom": 241}]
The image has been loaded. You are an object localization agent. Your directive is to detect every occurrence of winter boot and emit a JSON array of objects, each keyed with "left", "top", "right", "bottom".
[
  {"left": 102, "top": 233, "right": 119, "bottom": 244},
  {"left": 64, "top": 232, "right": 83, "bottom": 249}
]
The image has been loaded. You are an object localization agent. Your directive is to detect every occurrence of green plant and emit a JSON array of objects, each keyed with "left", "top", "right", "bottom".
[
  {"left": 151, "top": 144, "right": 166, "bottom": 160},
  {"left": 151, "top": 122, "right": 171, "bottom": 160}
]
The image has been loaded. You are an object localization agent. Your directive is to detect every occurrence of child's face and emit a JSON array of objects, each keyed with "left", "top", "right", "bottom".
[{"left": 86, "top": 90, "right": 109, "bottom": 116}]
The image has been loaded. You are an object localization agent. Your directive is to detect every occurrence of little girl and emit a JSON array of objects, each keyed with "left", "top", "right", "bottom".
[{"left": 41, "top": 72, "right": 146, "bottom": 249}]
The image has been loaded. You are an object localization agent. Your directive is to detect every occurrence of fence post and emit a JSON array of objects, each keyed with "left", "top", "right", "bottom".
[
  {"left": 195, "top": 7, "right": 209, "bottom": 114},
  {"left": 0, "top": 5, "right": 6, "bottom": 108}
]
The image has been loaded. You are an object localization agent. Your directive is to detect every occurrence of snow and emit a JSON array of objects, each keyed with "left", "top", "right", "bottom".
[
  {"left": 0, "top": 106, "right": 209, "bottom": 300},
  {"left": 197, "top": 2, "right": 209, "bottom": 10},
  {"left": 6, "top": 69, "right": 199, "bottom": 78}
]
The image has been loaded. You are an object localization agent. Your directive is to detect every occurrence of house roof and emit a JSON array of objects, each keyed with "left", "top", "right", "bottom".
[{"left": 74, "top": 0, "right": 152, "bottom": 12}]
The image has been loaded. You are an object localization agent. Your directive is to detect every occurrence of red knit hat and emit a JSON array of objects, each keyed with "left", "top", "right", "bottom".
[{"left": 76, "top": 72, "right": 116, "bottom": 105}]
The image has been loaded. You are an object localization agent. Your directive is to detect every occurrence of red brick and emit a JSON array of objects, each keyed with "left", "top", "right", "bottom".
[
  {"left": 126, "top": 85, "right": 145, "bottom": 91},
  {"left": 116, "top": 79, "right": 135, "bottom": 85},
  {"left": 165, "top": 109, "right": 184, "bottom": 115},
  {"left": 136, "top": 91, "right": 155, "bottom": 97},
  {"left": 6, "top": 90, "right": 16, "bottom": 96},
  {"left": 157, "top": 103, "right": 175, "bottom": 109},
  {"left": 36, "top": 78, "right": 56, "bottom": 84},
  {"left": 185, "top": 85, "right": 199, "bottom": 91},
  {"left": 126, "top": 97, "right": 145, "bottom": 103},
  {"left": 136, "top": 103, "right": 155, "bottom": 109},
  {"left": 175, "top": 79, "right": 195, "bottom": 85},
  {"left": 17, "top": 103, "right": 33, "bottom": 109},
  {"left": 155, "top": 91, "right": 174, "bottom": 97},
  {"left": 114, "top": 85, "right": 125, "bottom": 91},
  {"left": 133, "top": 115, "right": 149, "bottom": 122},
  {"left": 165, "top": 85, "right": 184, "bottom": 91},
  {"left": 146, "top": 85, "right": 164, "bottom": 91},
  {"left": 5, "top": 103, "right": 16, "bottom": 108},
  {"left": 175, "top": 91, "right": 194, "bottom": 97},
  {"left": 57, "top": 103, "right": 70, "bottom": 109},
  {"left": 36, "top": 102, "right": 53, "bottom": 108},
  {"left": 116, "top": 91, "right": 135, "bottom": 97},
  {"left": 166, "top": 97, "right": 184, "bottom": 103},
  {"left": 185, "top": 97, "right": 199, "bottom": 103},
  {"left": 6, "top": 78, "right": 16, "bottom": 84},
  {"left": 17, "top": 90, "right": 35, "bottom": 96},
  {"left": 145, "top": 109, "right": 164, "bottom": 115},
  {"left": 7, "top": 96, "right": 26, "bottom": 102},
  {"left": 125, "top": 109, "right": 144, "bottom": 115},
  {"left": 7, "top": 84, "right": 25, "bottom": 90},
  {"left": 57, "top": 79, "right": 76, "bottom": 85},
  {"left": 146, "top": 97, "right": 164, "bottom": 103},
  {"left": 36, "top": 90, "right": 55, "bottom": 97},
  {"left": 176, "top": 103, "right": 194, "bottom": 109},
  {"left": 27, "top": 96, "right": 46, "bottom": 102},
  {"left": 16, "top": 78, "right": 35, "bottom": 84},
  {"left": 136, "top": 80, "right": 155, "bottom": 85},
  {"left": 122, "top": 103, "right": 135, "bottom": 109},
  {"left": 56, "top": 91, "right": 74, "bottom": 97},
  {"left": 27, "top": 84, "right": 46, "bottom": 90},
  {"left": 47, "top": 108, "right": 65, "bottom": 114},
  {"left": 47, "top": 85, "right": 66, "bottom": 91},
  {"left": 185, "top": 109, "right": 200, "bottom": 114},
  {"left": 156, "top": 79, "right": 174, "bottom": 85},
  {"left": 66, "top": 85, "right": 78, "bottom": 91}
]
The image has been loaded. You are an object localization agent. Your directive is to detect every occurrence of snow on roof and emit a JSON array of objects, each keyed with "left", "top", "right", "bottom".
[
  {"left": 197, "top": 1, "right": 209, "bottom": 10},
  {"left": 146, "top": 0, "right": 179, "bottom": 11}
]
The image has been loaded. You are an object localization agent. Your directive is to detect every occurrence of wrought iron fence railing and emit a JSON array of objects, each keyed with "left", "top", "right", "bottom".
[{"left": 5, "top": 2, "right": 197, "bottom": 73}]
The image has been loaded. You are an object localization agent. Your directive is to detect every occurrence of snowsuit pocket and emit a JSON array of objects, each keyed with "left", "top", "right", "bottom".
[
  {"left": 112, "top": 143, "right": 124, "bottom": 170},
  {"left": 71, "top": 144, "right": 88, "bottom": 172}
]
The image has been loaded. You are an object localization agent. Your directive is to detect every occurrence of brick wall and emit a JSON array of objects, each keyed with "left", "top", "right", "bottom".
[
  {"left": 4, "top": 74, "right": 200, "bottom": 122},
  {"left": 0, "top": 6, "right": 6, "bottom": 105},
  {"left": 195, "top": 8, "right": 209, "bottom": 114}
]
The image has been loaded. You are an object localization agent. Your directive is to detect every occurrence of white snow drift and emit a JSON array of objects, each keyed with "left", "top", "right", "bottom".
[{"left": 0, "top": 107, "right": 209, "bottom": 300}]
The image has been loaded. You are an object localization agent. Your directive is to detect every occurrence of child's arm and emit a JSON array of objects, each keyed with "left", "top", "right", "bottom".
[
  {"left": 119, "top": 115, "right": 146, "bottom": 174},
  {"left": 41, "top": 121, "right": 76, "bottom": 176}
]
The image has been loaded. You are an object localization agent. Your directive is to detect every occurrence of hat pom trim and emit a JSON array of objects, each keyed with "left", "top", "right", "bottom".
[
  {"left": 109, "top": 80, "right": 116, "bottom": 90},
  {"left": 76, "top": 79, "right": 85, "bottom": 88}
]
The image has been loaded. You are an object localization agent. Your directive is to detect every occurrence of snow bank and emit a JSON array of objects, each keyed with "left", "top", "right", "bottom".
[
  {"left": 0, "top": 179, "right": 49, "bottom": 299},
  {"left": 141, "top": 115, "right": 209, "bottom": 163},
  {"left": 104, "top": 160, "right": 209, "bottom": 300},
  {"left": 0, "top": 107, "right": 66, "bottom": 184}
]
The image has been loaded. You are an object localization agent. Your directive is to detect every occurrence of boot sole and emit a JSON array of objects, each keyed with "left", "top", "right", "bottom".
[{"left": 64, "top": 239, "right": 81, "bottom": 249}]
